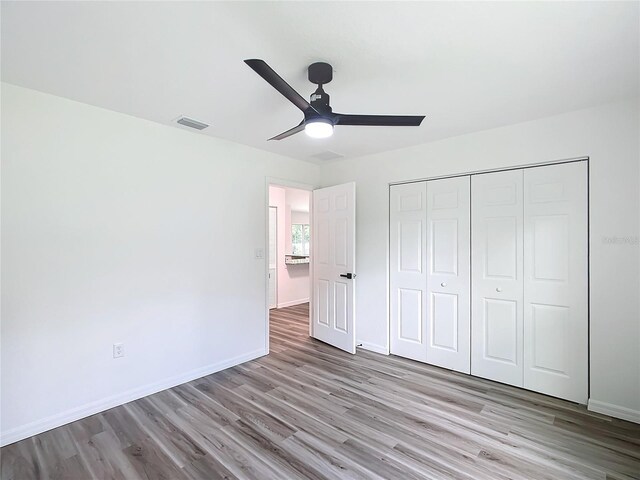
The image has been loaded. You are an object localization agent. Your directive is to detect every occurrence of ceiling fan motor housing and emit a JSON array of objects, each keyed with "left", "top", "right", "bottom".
[
  {"left": 308, "top": 62, "right": 333, "bottom": 85},
  {"left": 308, "top": 62, "right": 333, "bottom": 118}
]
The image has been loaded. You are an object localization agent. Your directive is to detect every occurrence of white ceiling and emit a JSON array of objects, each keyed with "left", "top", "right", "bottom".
[{"left": 2, "top": 1, "right": 638, "bottom": 163}]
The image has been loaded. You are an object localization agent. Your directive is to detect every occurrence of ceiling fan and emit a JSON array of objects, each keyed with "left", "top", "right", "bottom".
[{"left": 244, "top": 59, "right": 425, "bottom": 140}]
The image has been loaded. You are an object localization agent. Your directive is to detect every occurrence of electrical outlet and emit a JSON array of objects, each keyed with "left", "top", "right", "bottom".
[
  {"left": 113, "top": 343, "right": 124, "bottom": 358},
  {"left": 255, "top": 248, "right": 264, "bottom": 259}
]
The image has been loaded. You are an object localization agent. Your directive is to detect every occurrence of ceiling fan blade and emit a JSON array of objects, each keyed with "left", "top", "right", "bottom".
[
  {"left": 268, "top": 122, "right": 305, "bottom": 141},
  {"left": 245, "top": 59, "right": 318, "bottom": 115},
  {"left": 334, "top": 114, "right": 425, "bottom": 127}
]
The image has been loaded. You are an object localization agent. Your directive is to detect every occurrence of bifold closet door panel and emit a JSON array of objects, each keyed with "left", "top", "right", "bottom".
[
  {"left": 390, "top": 182, "right": 428, "bottom": 362},
  {"left": 523, "top": 162, "right": 588, "bottom": 403},
  {"left": 471, "top": 170, "right": 524, "bottom": 387},
  {"left": 426, "top": 176, "right": 471, "bottom": 373}
]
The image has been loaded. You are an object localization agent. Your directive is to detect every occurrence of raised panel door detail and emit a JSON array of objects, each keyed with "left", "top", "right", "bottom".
[
  {"left": 484, "top": 183, "right": 517, "bottom": 206},
  {"left": 531, "top": 304, "right": 568, "bottom": 376},
  {"left": 532, "top": 215, "right": 569, "bottom": 282},
  {"left": 318, "top": 279, "right": 330, "bottom": 326},
  {"left": 485, "top": 217, "right": 517, "bottom": 279},
  {"left": 399, "top": 192, "right": 423, "bottom": 212},
  {"left": 431, "top": 219, "right": 458, "bottom": 275},
  {"left": 317, "top": 197, "right": 330, "bottom": 213},
  {"left": 317, "top": 219, "right": 330, "bottom": 265},
  {"left": 335, "top": 282, "right": 348, "bottom": 333},
  {"left": 335, "top": 217, "right": 348, "bottom": 268},
  {"left": 335, "top": 193, "right": 348, "bottom": 211},
  {"left": 432, "top": 190, "right": 458, "bottom": 210},
  {"left": 431, "top": 292, "right": 458, "bottom": 351},
  {"left": 399, "top": 221, "right": 422, "bottom": 273},
  {"left": 484, "top": 299, "right": 518, "bottom": 364},
  {"left": 531, "top": 181, "right": 566, "bottom": 203},
  {"left": 398, "top": 288, "right": 423, "bottom": 343}
]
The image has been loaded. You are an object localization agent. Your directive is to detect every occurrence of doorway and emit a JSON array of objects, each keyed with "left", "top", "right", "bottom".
[
  {"left": 267, "top": 183, "right": 312, "bottom": 348},
  {"left": 265, "top": 179, "right": 358, "bottom": 355}
]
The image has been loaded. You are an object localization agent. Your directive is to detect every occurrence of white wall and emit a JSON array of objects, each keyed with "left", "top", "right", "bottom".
[
  {"left": 0, "top": 83, "right": 320, "bottom": 445},
  {"left": 291, "top": 211, "right": 310, "bottom": 225},
  {"left": 321, "top": 98, "right": 640, "bottom": 422},
  {"left": 269, "top": 186, "right": 310, "bottom": 308},
  {"left": 2, "top": 81, "right": 638, "bottom": 445}
]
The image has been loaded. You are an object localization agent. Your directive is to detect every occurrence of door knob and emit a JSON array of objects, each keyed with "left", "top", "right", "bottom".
[
  {"left": 496, "top": 287, "right": 502, "bottom": 292},
  {"left": 441, "top": 282, "right": 447, "bottom": 287},
  {"left": 340, "top": 273, "right": 356, "bottom": 279}
]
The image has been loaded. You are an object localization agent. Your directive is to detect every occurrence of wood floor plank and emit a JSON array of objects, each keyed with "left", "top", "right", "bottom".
[{"left": 2, "top": 302, "right": 639, "bottom": 480}]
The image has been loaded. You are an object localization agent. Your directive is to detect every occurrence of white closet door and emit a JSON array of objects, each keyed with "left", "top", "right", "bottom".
[
  {"left": 471, "top": 170, "right": 524, "bottom": 387},
  {"left": 426, "top": 176, "right": 471, "bottom": 373},
  {"left": 523, "top": 162, "right": 588, "bottom": 403},
  {"left": 390, "top": 182, "right": 428, "bottom": 362}
]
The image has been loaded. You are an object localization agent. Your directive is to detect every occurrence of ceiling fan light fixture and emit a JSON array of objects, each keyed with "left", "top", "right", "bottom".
[
  {"left": 244, "top": 59, "right": 425, "bottom": 141},
  {"left": 304, "top": 118, "right": 334, "bottom": 139}
]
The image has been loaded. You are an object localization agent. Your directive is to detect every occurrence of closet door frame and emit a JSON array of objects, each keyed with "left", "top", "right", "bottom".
[{"left": 387, "top": 157, "right": 589, "bottom": 399}]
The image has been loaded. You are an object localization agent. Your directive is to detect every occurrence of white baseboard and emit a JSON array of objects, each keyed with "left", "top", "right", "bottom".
[
  {"left": 588, "top": 399, "right": 640, "bottom": 424},
  {"left": 357, "top": 341, "right": 389, "bottom": 355},
  {"left": 0, "top": 348, "right": 267, "bottom": 447},
  {"left": 277, "top": 298, "right": 309, "bottom": 308}
]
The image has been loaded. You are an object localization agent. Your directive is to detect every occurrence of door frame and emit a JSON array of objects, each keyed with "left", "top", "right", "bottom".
[
  {"left": 264, "top": 177, "right": 316, "bottom": 355},
  {"left": 386, "top": 156, "right": 590, "bottom": 395},
  {"left": 268, "top": 206, "right": 278, "bottom": 309}
]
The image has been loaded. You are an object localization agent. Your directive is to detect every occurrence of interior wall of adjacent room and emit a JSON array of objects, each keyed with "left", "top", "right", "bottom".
[
  {"left": 269, "top": 186, "right": 310, "bottom": 308},
  {"left": 0, "top": 83, "right": 320, "bottom": 445},
  {"left": 320, "top": 98, "right": 640, "bottom": 421}
]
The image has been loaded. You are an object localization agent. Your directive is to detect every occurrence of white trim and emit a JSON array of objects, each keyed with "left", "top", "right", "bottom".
[
  {"left": 588, "top": 399, "right": 640, "bottom": 424},
  {"left": 0, "top": 348, "right": 267, "bottom": 447},
  {"left": 268, "top": 206, "right": 278, "bottom": 310},
  {"left": 277, "top": 298, "right": 310, "bottom": 309},
  {"left": 357, "top": 341, "right": 389, "bottom": 355},
  {"left": 389, "top": 156, "right": 589, "bottom": 186}
]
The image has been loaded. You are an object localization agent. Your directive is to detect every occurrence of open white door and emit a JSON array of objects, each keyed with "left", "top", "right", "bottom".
[{"left": 312, "top": 182, "right": 356, "bottom": 354}]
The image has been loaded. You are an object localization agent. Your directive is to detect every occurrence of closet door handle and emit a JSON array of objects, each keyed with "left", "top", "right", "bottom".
[
  {"left": 496, "top": 287, "right": 503, "bottom": 293},
  {"left": 441, "top": 282, "right": 447, "bottom": 287}
]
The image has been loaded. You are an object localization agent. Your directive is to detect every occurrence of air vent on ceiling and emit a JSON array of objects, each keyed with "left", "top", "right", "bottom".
[
  {"left": 311, "top": 151, "right": 345, "bottom": 161},
  {"left": 176, "top": 116, "right": 209, "bottom": 130}
]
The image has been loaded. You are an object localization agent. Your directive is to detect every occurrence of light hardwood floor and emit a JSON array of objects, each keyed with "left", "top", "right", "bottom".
[{"left": 2, "top": 303, "right": 639, "bottom": 479}]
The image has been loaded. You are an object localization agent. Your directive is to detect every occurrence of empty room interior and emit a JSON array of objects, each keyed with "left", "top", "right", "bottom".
[{"left": 1, "top": 1, "right": 639, "bottom": 479}]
